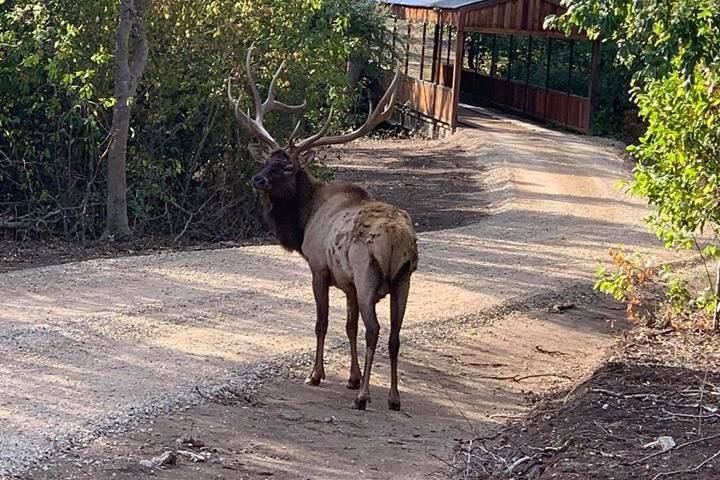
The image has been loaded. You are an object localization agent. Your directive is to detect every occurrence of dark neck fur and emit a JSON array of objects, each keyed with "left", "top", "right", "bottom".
[{"left": 261, "top": 169, "right": 317, "bottom": 253}]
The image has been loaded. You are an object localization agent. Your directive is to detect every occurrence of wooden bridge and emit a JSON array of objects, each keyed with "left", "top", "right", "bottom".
[{"left": 381, "top": 0, "right": 600, "bottom": 135}]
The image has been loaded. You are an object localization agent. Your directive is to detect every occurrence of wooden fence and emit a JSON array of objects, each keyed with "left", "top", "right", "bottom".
[
  {"left": 399, "top": 75, "right": 454, "bottom": 125},
  {"left": 460, "top": 69, "right": 590, "bottom": 133}
]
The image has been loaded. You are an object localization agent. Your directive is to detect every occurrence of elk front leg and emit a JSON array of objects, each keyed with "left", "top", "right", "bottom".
[
  {"left": 345, "top": 292, "right": 362, "bottom": 390},
  {"left": 306, "top": 270, "right": 330, "bottom": 386}
]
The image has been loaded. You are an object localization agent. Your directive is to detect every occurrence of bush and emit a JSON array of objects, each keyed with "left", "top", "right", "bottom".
[
  {"left": 595, "top": 248, "right": 717, "bottom": 330},
  {"left": 0, "top": 0, "right": 392, "bottom": 243}
]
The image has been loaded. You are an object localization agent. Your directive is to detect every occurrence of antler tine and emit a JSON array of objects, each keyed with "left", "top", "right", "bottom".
[
  {"left": 263, "top": 60, "right": 307, "bottom": 115},
  {"left": 263, "top": 60, "right": 285, "bottom": 110},
  {"left": 288, "top": 119, "right": 302, "bottom": 144},
  {"left": 226, "top": 44, "right": 280, "bottom": 151},
  {"left": 227, "top": 76, "right": 279, "bottom": 150},
  {"left": 245, "top": 43, "right": 263, "bottom": 122},
  {"left": 291, "top": 106, "right": 335, "bottom": 155},
  {"left": 272, "top": 100, "right": 308, "bottom": 114},
  {"left": 289, "top": 67, "right": 403, "bottom": 156}
]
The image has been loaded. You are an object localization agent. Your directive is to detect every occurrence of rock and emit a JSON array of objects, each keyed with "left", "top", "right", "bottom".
[
  {"left": 551, "top": 303, "right": 576, "bottom": 313},
  {"left": 139, "top": 450, "right": 177, "bottom": 469},
  {"left": 643, "top": 436, "right": 676, "bottom": 451},
  {"left": 177, "top": 449, "right": 206, "bottom": 463}
]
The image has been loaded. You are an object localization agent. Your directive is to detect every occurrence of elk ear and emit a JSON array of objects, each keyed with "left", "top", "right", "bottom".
[{"left": 247, "top": 143, "right": 270, "bottom": 164}]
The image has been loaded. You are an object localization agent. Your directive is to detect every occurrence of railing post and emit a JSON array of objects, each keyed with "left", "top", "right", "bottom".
[
  {"left": 450, "top": 11, "right": 466, "bottom": 131},
  {"left": 544, "top": 38, "right": 552, "bottom": 120},
  {"left": 392, "top": 17, "right": 398, "bottom": 53},
  {"left": 490, "top": 34, "right": 497, "bottom": 77},
  {"left": 565, "top": 40, "right": 575, "bottom": 129},
  {"left": 405, "top": 22, "right": 412, "bottom": 76},
  {"left": 524, "top": 36, "right": 532, "bottom": 112},
  {"left": 588, "top": 39, "right": 601, "bottom": 135},
  {"left": 419, "top": 22, "right": 428, "bottom": 80},
  {"left": 432, "top": 22, "right": 443, "bottom": 84}
]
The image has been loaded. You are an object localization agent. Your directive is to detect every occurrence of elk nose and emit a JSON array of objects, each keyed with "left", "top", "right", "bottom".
[{"left": 251, "top": 175, "right": 268, "bottom": 190}]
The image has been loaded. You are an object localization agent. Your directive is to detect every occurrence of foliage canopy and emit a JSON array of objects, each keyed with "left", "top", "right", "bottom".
[
  {"left": 548, "top": 0, "right": 720, "bottom": 251},
  {"left": 0, "top": 0, "right": 391, "bottom": 241},
  {"left": 549, "top": 0, "right": 720, "bottom": 325}
]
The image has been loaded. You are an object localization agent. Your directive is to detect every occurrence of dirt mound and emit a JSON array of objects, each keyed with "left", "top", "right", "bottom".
[{"left": 458, "top": 330, "right": 720, "bottom": 479}]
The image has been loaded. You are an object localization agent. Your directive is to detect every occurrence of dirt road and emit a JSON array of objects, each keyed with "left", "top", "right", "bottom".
[{"left": 1, "top": 113, "right": 669, "bottom": 479}]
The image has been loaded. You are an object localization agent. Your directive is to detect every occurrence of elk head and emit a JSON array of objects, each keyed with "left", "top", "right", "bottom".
[{"left": 227, "top": 44, "right": 402, "bottom": 196}]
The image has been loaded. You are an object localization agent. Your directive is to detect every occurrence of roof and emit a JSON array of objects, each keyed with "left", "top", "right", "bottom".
[{"left": 379, "top": 0, "right": 486, "bottom": 9}]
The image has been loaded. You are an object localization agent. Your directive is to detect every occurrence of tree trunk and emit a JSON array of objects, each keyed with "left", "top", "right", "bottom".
[
  {"left": 104, "top": 0, "right": 149, "bottom": 240},
  {"left": 346, "top": 56, "right": 363, "bottom": 92},
  {"left": 106, "top": 103, "right": 132, "bottom": 238}
]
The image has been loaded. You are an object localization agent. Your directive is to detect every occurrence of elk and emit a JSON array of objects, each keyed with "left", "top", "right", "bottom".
[{"left": 228, "top": 46, "right": 418, "bottom": 411}]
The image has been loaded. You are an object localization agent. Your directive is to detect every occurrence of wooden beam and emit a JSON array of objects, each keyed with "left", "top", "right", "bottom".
[
  {"left": 544, "top": 38, "right": 552, "bottom": 120},
  {"left": 433, "top": 22, "right": 444, "bottom": 84},
  {"left": 446, "top": 25, "right": 453, "bottom": 65},
  {"left": 405, "top": 22, "right": 412, "bottom": 76},
  {"left": 565, "top": 40, "right": 575, "bottom": 129},
  {"left": 524, "top": 36, "right": 532, "bottom": 112},
  {"left": 450, "top": 11, "right": 466, "bottom": 131},
  {"left": 490, "top": 33, "right": 497, "bottom": 77},
  {"left": 392, "top": 17, "right": 398, "bottom": 52},
  {"left": 419, "top": 22, "right": 428, "bottom": 80},
  {"left": 430, "top": 22, "right": 441, "bottom": 84},
  {"left": 464, "top": 26, "right": 586, "bottom": 41},
  {"left": 508, "top": 35, "right": 514, "bottom": 79},
  {"left": 587, "top": 39, "right": 601, "bottom": 135}
]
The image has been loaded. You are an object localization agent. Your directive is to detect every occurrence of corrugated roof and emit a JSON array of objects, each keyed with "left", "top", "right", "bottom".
[{"left": 379, "top": 0, "right": 487, "bottom": 9}]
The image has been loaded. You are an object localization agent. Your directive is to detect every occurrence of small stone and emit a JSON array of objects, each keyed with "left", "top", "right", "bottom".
[{"left": 643, "top": 436, "right": 676, "bottom": 451}]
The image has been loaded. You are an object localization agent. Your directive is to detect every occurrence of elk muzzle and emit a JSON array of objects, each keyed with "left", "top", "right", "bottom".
[{"left": 251, "top": 174, "right": 269, "bottom": 190}]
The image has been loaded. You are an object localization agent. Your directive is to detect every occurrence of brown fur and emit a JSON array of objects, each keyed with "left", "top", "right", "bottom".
[{"left": 254, "top": 151, "right": 418, "bottom": 410}]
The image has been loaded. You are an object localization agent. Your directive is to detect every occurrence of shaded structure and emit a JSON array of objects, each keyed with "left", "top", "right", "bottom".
[{"left": 381, "top": 0, "right": 600, "bottom": 135}]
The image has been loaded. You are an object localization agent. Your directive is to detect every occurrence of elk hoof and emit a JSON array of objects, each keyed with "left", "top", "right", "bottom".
[
  {"left": 346, "top": 378, "right": 361, "bottom": 390},
  {"left": 388, "top": 398, "right": 401, "bottom": 411},
  {"left": 304, "top": 376, "right": 322, "bottom": 386},
  {"left": 352, "top": 397, "right": 368, "bottom": 410}
]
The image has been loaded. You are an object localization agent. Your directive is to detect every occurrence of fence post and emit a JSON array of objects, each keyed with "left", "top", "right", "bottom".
[
  {"left": 420, "top": 22, "right": 428, "bottom": 80},
  {"left": 588, "top": 40, "right": 601, "bottom": 135},
  {"left": 565, "top": 40, "right": 575, "bottom": 129}
]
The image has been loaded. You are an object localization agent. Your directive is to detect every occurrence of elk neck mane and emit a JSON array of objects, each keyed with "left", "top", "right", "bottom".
[{"left": 261, "top": 168, "right": 317, "bottom": 253}]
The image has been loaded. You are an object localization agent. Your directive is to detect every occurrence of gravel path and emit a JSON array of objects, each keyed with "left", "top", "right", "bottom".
[{"left": 0, "top": 114, "right": 668, "bottom": 478}]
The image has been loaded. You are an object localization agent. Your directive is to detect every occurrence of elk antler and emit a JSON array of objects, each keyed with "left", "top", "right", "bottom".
[
  {"left": 227, "top": 43, "right": 307, "bottom": 153},
  {"left": 289, "top": 67, "right": 402, "bottom": 159}
]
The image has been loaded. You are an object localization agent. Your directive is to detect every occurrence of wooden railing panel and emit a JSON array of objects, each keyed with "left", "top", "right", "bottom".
[
  {"left": 398, "top": 76, "right": 454, "bottom": 125},
  {"left": 460, "top": 70, "right": 590, "bottom": 133}
]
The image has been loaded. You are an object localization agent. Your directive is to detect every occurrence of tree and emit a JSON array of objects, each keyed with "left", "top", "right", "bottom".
[
  {"left": 548, "top": 0, "right": 720, "bottom": 330},
  {"left": 1, "top": 0, "right": 390, "bottom": 242},
  {"left": 105, "top": 0, "right": 149, "bottom": 239}
]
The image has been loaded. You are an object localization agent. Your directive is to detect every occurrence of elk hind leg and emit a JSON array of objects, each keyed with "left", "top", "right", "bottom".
[
  {"left": 388, "top": 276, "right": 410, "bottom": 411},
  {"left": 345, "top": 291, "right": 362, "bottom": 390},
  {"left": 352, "top": 265, "right": 383, "bottom": 410}
]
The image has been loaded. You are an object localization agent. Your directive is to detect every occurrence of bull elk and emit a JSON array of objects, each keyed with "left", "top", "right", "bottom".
[{"left": 228, "top": 46, "right": 418, "bottom": 410}]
